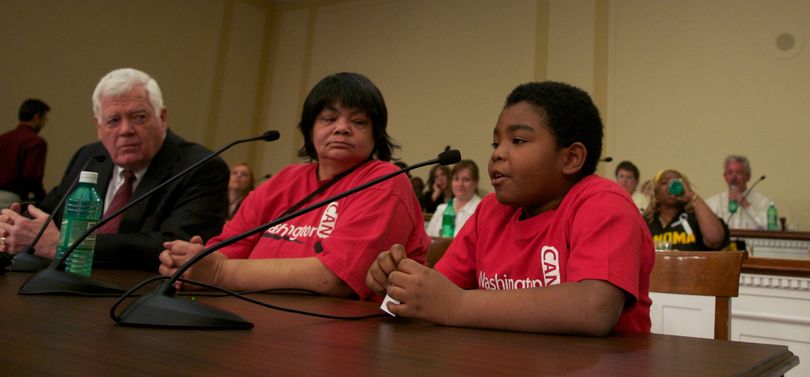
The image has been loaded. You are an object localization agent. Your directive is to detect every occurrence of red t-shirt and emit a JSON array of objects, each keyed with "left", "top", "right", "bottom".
[
  {"left": 210, "top": 160, "right": 429, "bottom": 300},
  {"left": 435, "top": 175, "right": 654, "bottom": 333}
]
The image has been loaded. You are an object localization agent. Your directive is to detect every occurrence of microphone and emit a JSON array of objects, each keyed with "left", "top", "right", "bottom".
[
  {"left": 18, "top": 131, "right": 280, "bottom": 295},
  {"left": 600, "top": 156, "right": 613, "bottom": 163},
  {"left": 743, "top": 175, "right": 766, "bottom": 199},
  {"left": 726, "top": 175, "right": 766, "bottom": 224},
  {"left": 111, "top": 149, "right": 461, "bottom": 329},
  {"left": 8, "top": 155, "right": 107, "bottom": 272}
]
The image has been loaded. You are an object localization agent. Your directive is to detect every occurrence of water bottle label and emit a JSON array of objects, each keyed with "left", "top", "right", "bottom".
[{"left": 64, "top": 219, "right": 97, "bottom": 249}]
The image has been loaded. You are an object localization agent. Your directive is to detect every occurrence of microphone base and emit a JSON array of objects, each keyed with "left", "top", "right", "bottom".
[
  {"left": 7, "top": 252, "right": 51, "bottom": 272},
  {"left": 18, "top": 268, "right": 126, "bottom": 295},
  {"left": 116, "top": 288, "right": 253, "bottom": 329}
]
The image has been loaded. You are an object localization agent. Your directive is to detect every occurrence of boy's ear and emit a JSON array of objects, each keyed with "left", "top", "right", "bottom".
[{"left": 561, "top": 142, "right": 587, "bottom": 176}]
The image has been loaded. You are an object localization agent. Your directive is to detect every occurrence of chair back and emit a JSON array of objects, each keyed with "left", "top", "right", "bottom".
[
  {"left": 426, "top": 237, "right": 453, "bottom": 268},
  {"left": 650, "top": 250, "right": 747, "bottom": 340}
]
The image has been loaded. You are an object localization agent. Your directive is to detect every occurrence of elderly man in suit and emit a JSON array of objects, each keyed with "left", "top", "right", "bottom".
[{"left": 0, "top": 68, "right": 228, "bottom": 271}]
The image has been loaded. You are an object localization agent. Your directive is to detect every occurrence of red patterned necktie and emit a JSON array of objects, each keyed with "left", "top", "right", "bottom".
[{"left": 96, "top": 170, "right": 135, "bottom": 234}]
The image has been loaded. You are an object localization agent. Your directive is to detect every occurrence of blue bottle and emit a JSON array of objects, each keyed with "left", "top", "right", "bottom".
[{"left": 55, "top": 171, "right": 103, "bottom": 276}]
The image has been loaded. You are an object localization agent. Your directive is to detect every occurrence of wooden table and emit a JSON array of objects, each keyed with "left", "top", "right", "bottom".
[{"left": 0, "top": 269, "right": 799, "bottom": 376}]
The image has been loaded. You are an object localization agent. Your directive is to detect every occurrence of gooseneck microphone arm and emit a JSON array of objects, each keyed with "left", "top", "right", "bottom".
[
  {"left": 50, "top": 130, "right": 281, "bottom": 271},
  {"left": 18, "top": 130, "right": 280, "bottom": 295},
  {"left": 8, "top": 155, "right": 106, "bottom": 272},
  {"left": 742, "top": 175, "right": 766, "bottom": 200},
  {"left": 112, "top": 149, "right": 461, "bottom": 328}
]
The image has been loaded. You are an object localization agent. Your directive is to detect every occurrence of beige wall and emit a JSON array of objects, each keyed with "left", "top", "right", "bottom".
[
  {"left": 605, "top": 0, "right": 809, "bottom": 229},
  {"left": 2, "top": 0, "right": 808, "bottom": 229}
]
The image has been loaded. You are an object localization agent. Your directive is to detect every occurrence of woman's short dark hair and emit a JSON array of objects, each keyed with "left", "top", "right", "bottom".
[
  {"left": 297, "top": 72, "right": 398, "bottom": 161},
  {"left": 615, "top": 160, "right": 640, "bottom": 180},
  {"left": 505, "top": 81, "right": 603, "bottom": 179}
]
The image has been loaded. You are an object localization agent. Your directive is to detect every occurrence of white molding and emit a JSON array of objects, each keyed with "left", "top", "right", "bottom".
[
  {"left": 739, "top": 274, "right": 810, "bottom": 291},
  {"left": 733, "top": 311, "right": 810, "bottom": 326}
]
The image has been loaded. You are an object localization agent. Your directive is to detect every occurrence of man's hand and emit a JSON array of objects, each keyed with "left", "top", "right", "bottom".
[
  {"left": 728, "top": 184, "right": 749, "bottom": 208},
  {"left": 0, "top": 203, "right": 58, "bottom": 258}
]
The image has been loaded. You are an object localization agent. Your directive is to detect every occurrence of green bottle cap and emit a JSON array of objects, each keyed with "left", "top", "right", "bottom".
[{"left": 668, "top": 179, "right": 684, "bottom": 196}]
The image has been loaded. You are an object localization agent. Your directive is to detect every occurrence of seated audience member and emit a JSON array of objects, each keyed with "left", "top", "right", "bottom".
[
  {"left": 159, "top": 72, "right": 429, "bottom": 299},
  {"left": 394, "top": 160, "right": 425, "bottom": 203},
  {"left": 640, "top": 179, "right": 653, "bottom": 200},
  {"left": 0, "top": 68, "right": 229, "bottom": 271},
  {"left": 0, "top": 99, "right": 50, "bottom": 209},
  {"left": 367, "top": 81, "right": 654, "bottom": 335},
  {"left": 615, "top": 160, "right": 647, "bottom": 212},
  {"left": 705, "top": 155, "right": 771, "bottom": 230},
  {"left": 227, "top": 162, "right": 254, "bottom": 220},
  {"left": 393, "top": 160, "right": 409, "bottom": 176},
  {"left": 644, "top": 169, "right": 729, "bottom": 251},
  {"left": 426, "top": 159, "right": 482, "bottom": 237},
  {"left": 410, "top": 176, "right": 425, "bottom": 204},
  {"left": 420, "top": 165, "right": 452, "bottom": 213}
]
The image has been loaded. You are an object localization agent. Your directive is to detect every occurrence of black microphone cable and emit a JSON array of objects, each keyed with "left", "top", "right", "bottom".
[{"left": 110, "top": 275, "right": 386, "bottom": 321}]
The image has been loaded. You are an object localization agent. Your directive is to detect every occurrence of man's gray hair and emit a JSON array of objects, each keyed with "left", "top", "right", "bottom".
[
  {"left": 92, "top": 68, "right": 164, "bottom": 118},
  {"left": 724, "top": 154, "right": 751, "bottom": 174}
]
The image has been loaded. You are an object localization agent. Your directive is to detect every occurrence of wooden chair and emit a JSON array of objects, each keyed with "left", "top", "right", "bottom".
[
  {"left": 426, "top": 236, "right": 453, "bottom": 268},
  {"left": 650, "top": 250, "right": 747, "bottom": 340}
]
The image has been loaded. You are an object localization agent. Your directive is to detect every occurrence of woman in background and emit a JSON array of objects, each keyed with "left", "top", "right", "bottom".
[
  {"left": 644, "top": 169, "right": 728, "bottom": 251},
  {"left": 426, "top": 160, "right": 481, "bottom": 237},
  {"left": 421, "top": 165, "right": 452, "bottom": 213},
  {"left": 227, "top": 162, "right": 254, "bottom": 220}
]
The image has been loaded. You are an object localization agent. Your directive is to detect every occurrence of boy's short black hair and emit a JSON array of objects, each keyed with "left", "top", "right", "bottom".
[
  {"left": 505, "top": 81, "right": 603, "bottom": 178},
  {"left": 615, "top": 160, "right": 640, "bottom": 180},
  {"left": 19, "top": 99, "right": 50, "bottom": 121},
  {"left": 297, "top": 72, "right": 397, "bottom": 161}
]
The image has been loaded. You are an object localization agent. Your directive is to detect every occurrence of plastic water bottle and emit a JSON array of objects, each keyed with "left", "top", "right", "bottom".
[
  {"left": 55, "top": 171, "right": 103, "bottom": 276},
  {"left": 667, "top": 179, "right": 684, "bottom": 196},
  {"left": 767, "top": 202, "right": 779, "bottom": 231},
  {"left": 440, "top": 199, "right": 456, "bottom": 237},
  {"left": 728, "top": 199, "right": 739, "bottom": 214},
  {"left": 728, "top": 185, "right": 738, "bottom": 214}
]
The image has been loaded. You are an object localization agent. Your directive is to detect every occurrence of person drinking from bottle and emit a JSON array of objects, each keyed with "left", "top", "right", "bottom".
[
  {"left": 705, "top": 155, "right": 772, "bottom": 230},
  {"left": 644, "top": 169, "right": 729, "bottom": 251}
]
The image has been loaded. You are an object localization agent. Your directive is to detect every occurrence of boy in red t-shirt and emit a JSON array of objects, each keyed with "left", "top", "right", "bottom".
[{"left": 366, "top": 81, "right": 654, "bottom": 335}]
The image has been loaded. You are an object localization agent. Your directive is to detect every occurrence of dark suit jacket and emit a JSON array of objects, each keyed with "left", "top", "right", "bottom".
[{"left": 41, "top": 130, "right": 229, "bottom": 271}]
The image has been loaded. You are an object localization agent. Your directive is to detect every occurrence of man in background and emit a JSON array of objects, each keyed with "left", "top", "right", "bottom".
[
  {"left": 615, "top": 160, "right": 647, "bottom": 212},
  {"left": 705, "top": 155, "right": 771, "bottom": 230},
  {"left": 0, "top": 68, "right": 228, "bottom": 271},
  {"left": 0, "top": 99, "right": 50, "bottom": 208}
]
